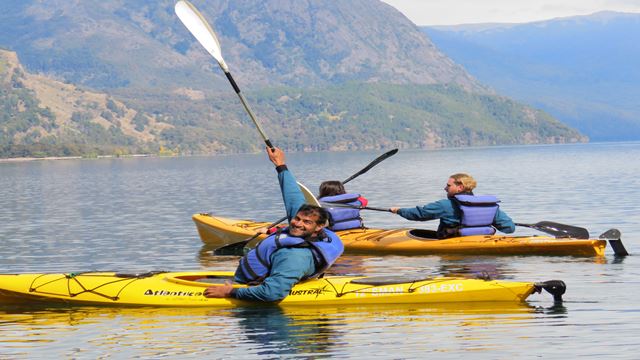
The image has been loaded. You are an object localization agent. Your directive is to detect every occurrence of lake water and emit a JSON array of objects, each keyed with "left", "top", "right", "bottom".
[{"left": 1, "top": 142, "right": 639, "bottom": 359}]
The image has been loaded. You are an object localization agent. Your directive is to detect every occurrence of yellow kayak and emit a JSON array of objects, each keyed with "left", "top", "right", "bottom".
[
  {"left": 0, "top": 271, "right": 565, "bottom": 307},
  {"left": 193, "top": 213, "right": 607, "bottom": 256}
]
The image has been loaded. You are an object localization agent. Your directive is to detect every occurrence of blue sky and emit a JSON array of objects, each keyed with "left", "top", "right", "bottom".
[{"left": 380, "top": 0, "right": 640, "bottom": 25}]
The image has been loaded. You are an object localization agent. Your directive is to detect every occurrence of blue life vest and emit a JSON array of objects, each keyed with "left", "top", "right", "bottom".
[
  {"left": 238, "top": 229, "right": 344, "bottom": 284},
  {"left": 454, "top": 194, "right": 500, "bottom": 236},
  {"left": 319, "top": 193, "right": 364, "bottom": 231}
]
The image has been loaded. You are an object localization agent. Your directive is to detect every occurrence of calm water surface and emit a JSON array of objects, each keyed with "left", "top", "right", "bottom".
[{"left": 1, "top": 142, "right": 639, "bottom": 358}]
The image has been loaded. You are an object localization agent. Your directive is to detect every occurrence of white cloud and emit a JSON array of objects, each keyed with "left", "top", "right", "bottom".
[{"left": 380, "top": 0, "right": 640, "bottom": 25}]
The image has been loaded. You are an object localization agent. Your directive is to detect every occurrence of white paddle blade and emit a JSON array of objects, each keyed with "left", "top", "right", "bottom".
[
  {"left": 175, "top": 0, "right": 229, "bottom": 72},
  {"left": 297, "top": 182, "right": 321, "bottom": 207}
]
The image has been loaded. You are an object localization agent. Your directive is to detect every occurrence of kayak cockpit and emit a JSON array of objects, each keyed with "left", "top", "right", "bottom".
[{"left": 407, "top": 229, "right": 438, "bottom": 240}]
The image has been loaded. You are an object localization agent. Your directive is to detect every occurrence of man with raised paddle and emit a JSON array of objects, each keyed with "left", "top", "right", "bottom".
[{"left": 204, "top": 147, "right": 344, "bottom": 301}]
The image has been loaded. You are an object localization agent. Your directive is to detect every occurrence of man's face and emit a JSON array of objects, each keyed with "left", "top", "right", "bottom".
[
  {"left": 289, "top": 211, "right": 324, "bottom": 237},
  {"left": 445, "top": 177, "right": 464, "bottom": 197}
]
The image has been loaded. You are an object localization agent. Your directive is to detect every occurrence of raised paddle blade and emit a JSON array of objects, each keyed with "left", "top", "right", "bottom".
[
  {"left": 342, "top": 148, "right": 398, "bottom": 184},
  {"left": 599, "top": 228, "right": 628, "bottom": 256},
  {"left": 298, "top": 182, "right": 320, "bottom": 206},
  {"left": 175, "top": 0, "right": 272, "bottom": 148},
  {"left": 175, "top": 0, "right": 229, "bottom": 71},
  {"left": 515, "top": 221, "right": 590, "bottom": 239}
]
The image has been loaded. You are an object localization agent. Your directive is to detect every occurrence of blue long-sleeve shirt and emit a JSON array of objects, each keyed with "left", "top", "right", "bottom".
[
  {"left": 232, "top": 166, "right": 317, "bottom": 302},
  {"left": 397, "top": 197, "right": 515, "bottom": 238}
]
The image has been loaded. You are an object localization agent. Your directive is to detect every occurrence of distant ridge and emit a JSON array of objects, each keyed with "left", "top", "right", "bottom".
[{"left": 424, "top": 11, "right": 640, "bottom": 141}]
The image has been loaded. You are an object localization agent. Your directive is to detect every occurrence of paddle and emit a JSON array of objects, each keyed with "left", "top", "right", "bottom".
[
  {"left": 342, "top": 149, "right": 398, "bottom": 184},
  {"left": 322, "top": 205, "right": 593, "bottom": 241},
  {"left": 320, "top": 202, "right": 392, "bottom": 212},
  {"left": 515, "top": 221, "right": 590, "bottom": 239},
  {"left": 175, "top": 0, "right": 273, "bottom": 150},
  {"left": 325, "top": 204, "right": 592, "bottom": 240},
  {"left": 214, "top": 148, "right": 399, "bottom": 255}
]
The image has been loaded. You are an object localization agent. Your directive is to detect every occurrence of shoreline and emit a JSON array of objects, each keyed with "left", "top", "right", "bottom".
[
  {"left": 0, "top": 154, "right": 154, "bottom": 163},
  {"left": 1, "top": 141, "right": 634, "bottom": 164}
]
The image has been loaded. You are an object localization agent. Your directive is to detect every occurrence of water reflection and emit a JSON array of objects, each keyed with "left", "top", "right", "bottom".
[
  {"left": 0, "top": 302, "right": 551, "bottom": 358},
  {"left": 228, "top": 306, "right": 338, "bottom": 357},
  {"left": 539, "top": 303, "right": 568, "bottom": 316}
]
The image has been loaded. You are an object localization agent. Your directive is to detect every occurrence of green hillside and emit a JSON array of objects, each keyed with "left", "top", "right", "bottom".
[{"left": 119, "top": 82, "right": 587, "bottom": 154}]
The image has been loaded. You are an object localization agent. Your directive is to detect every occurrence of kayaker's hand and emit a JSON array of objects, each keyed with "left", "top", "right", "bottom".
[
  {"left": 255, "top": 226, "right": 280, "bottom": 235},
  {"left": 266, "top": 146, "right": 286, "bottom": 167},
  {"left": 390, "top": 207, "right": 399, "bottom": 214},
  {"left": 203, "top": 281, "right": 234, "bottom": 298}
]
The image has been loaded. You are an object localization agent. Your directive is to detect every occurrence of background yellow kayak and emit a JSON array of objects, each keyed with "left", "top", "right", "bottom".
[{"left": 193, "top": 214, "right": 607, "bottom": 256}]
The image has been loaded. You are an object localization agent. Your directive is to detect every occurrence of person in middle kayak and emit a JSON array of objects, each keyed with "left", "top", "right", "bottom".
[
  {"left": 390, "top": 173, "right": 515, "bottom": 239},
  {"left": 318, "top": 180, "right": 368, "bottom": 231},
  {"left": 256, "top": 180, "right": 369, "bottom": 234},
  {"left": 204, "top": 147, "right": 344, "bottom": 302}
]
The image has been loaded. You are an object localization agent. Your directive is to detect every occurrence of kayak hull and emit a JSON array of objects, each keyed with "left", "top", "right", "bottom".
[
  {"left": 193, "top": 214, "right": 607, "bottom": 256},
  {"left": 0, "top": 271, "right": 541, "bottom": 307}
]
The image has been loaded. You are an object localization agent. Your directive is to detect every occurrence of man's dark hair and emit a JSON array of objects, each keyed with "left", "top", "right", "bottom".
[{"left": 297, "top": 204, "right": 329, "bottom": 225}]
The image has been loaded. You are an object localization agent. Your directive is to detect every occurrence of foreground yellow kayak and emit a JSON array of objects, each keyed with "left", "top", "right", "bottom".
[
  {"left": 193, "top": 214, "right": 608, "bottom": 256},
  {"left": 0, "top": 271, "right": 565, "bottom": 307}
]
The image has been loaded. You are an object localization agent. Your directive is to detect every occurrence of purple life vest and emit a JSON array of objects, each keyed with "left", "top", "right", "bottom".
[
  {"left": 238, "top": 229, "right": 344, "bottom": 284},
  {"left": 319, "top": 193, "right": 364, "bottom": 231},
  {"left": 454, "top": 194, "right": 500, "bottom": 236}
]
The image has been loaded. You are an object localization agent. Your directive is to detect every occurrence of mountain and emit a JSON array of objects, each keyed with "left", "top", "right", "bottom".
[
  {"left": 0, "top": 0, "right": 587, "bottom": 158},
  {"left": 424, "top": 11, "right": 640, "bottom": 141},
  {"left": 0, "top": 49, "right": 171, "bottom": 157},
  {"left": 0, "top": 0, "right": 481, "bottom": 91}
]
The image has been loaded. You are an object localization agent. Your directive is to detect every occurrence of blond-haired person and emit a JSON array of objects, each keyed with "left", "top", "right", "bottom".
[{"left": 390, "top": 173, "right": 515, "bottom": 239}]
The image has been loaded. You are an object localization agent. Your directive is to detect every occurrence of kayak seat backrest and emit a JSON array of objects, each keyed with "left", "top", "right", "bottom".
[
  {"left": 330, "top": 219, "right": 363, "bottom": 231},
  {"left": 459, "top": 227, "right": 496, "bottom": 236},
  {"left": 455, "top": 195, "right": 499, "bottom": 236},
  {"left": 321, "top": 194, "right": 365, "bottom": 231},
  {"left": 327, "top": 208, "right": 360, "bottom": 223}
]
